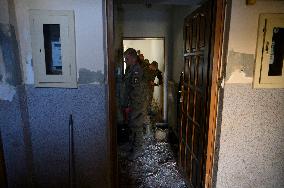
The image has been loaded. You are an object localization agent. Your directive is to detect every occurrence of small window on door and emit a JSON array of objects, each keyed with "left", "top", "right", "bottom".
[
  {"left": 254, "top": 14, "right": 284, "bottom": 88},
  {"left": 30, "top": 10, "right": 77, "bottom": 88}
]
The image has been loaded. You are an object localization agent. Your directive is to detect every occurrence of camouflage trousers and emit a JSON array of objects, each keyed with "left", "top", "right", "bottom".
[
  {"left": 129, "top": 101, "right": 151, "bottom": 147},
  {"left": 147, "top": 86, "right": 154, "bottom": 111}
]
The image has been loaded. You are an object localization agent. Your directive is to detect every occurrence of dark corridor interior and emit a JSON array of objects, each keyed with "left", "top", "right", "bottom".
[
  {"left": 117, "top": 116, "right": 187, "bottom": 187},
  {"left": 113, "top": 0, "right": 209, "bottom": 188}
]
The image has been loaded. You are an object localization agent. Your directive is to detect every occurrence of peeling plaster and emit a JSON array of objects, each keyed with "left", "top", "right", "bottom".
[
  {"left": 226, "top": 70, "right": 253, "bottom": 84},
  {"left": 0, "top": 84, "right": 16, "bottom": 101},
  {"left": 78, "top": 68, "right": 104, "bottom": 84},
  {"left": 25, "top": 57, "right": 34, "bottom": 84},
  {"left": 225, "top": 50, "right": 254, "bottom": 84},
  {"left": 0, "top": 23, "right": 22, "bottom": 86},
  {"left": 0, "top": 23, "right": 21, "bottom": 101}
]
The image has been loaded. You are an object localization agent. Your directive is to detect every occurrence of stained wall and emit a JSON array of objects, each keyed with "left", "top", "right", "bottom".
[
  {"left": 0, "top": 0, "right": 109, "bottom": 187},
  {"left": 216, "top": 1, "right": 284, "bottom": 187}
]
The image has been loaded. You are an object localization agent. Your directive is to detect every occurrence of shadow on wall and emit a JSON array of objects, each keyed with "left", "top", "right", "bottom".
[{"left": 78, "top": 68, "right": 104, "bottom": 84}]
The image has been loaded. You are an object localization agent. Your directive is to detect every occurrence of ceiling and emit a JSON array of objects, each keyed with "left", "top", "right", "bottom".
[{"left": 120, "top": 0, "right": 204, "bottom": 6}]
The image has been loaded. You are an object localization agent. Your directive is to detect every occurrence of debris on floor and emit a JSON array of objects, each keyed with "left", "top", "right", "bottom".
[{"left": 118, "top": 129, "right": 188, "bottom": 188}]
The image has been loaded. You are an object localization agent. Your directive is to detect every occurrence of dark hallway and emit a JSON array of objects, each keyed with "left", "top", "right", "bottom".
[
  {"left": 118, "top": 126, "right": 187, "bottom": 188},
  {"left": 114, "top": 1, "right": 217, "bottom": 187}
]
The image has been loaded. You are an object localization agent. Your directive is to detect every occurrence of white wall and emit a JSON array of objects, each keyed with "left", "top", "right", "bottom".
[
  {"left": 228, "top": 1, "right": 284, "bottom": 55},
  {"left": 216, "top": 1, "right": 284, "bottom": 187},
  {"left": 2, "top": 1, "right": 108, "bottom": 186},
  {"left": 13, "top": 0, "right": 105, "bottom": 84},
  {"left": 123, "top": 39, "right": 164, "bottom": 70},
  {"left": 0, "top": 0, "right": 9, "bottom": 24},
  {"left": 122, "top": 4, "right": 171, "bottom": 39},
  {"left": 122, "top": 4, "right": 171, "bottom": 120},
  {"left": 226, "top": 0, "right": 284, "bottom": 83}
]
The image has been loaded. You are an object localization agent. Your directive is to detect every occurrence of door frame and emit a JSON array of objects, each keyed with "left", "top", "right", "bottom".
[
  {"left": 204, "top": 0, "right": 227, "bottom": 187},
  {"left": 105, "top": 0, "right": 227, "bottom": 187},
  {"left": 106, "top": 0, "right": 117, "bottom": 187}
]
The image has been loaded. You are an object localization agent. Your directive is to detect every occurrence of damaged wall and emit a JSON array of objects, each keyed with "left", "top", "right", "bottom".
[
  {"left": 0, "top": 0, "right": 31, "bottom": 187},
  {"left": 0, "top": 0, "right": 108, "bottom": 187},
  {"left": 224, "top": 0, "right": 284, "bottom": 83},
  {"left": 0, "top": 24, "right": 22, "bottom": 87},
  {"left": 216, "top": 0, "right": 284, "bottom": 187},
  {"left": 225, "top": 51, "right": 254, "bottom": 83},
  {"left": 14, "top": 0, "right": 105, "bottom": 84},
  {"left": 0, "top": 0, "right": 22, "bottom": 101}
]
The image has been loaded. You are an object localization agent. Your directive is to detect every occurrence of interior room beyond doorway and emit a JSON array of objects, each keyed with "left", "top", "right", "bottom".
[{"left": 123, "top": 38, "right": 165, "bottom": 112}]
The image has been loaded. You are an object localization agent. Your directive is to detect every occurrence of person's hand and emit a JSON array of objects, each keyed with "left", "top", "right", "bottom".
[
  {"left": 122, "top": 107, "right": 131, "bottom": 123},
  {"left": 150, "top": 81, "right": 155, "bottom": 86},
  {"left": 123, "top": 107, "right": 131, "bottom": 114}
]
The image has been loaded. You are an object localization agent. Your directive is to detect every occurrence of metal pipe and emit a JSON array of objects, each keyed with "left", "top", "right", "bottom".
[
  {"left": 69, "top": 114, "right": 75, "bottom": 188},
  {"left": 0, "top": 128, "right": 7, "bottom": 188}
]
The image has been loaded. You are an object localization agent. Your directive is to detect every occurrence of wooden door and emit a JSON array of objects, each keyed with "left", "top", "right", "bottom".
[{"left": 178, "top": 1, "right": 225, "bottom": 187}]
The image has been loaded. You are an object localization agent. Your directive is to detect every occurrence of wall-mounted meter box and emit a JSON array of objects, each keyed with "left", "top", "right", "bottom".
[
  {"left": 254, "top": 14, "right": 284, "bottom": 88},
  {"left": 30, "top": 10, "right": 77, "bottom": 88}
]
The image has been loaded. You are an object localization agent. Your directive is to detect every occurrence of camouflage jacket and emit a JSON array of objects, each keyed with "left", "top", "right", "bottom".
[
  {"left": 122, "top": 63, "right": 146, "bottom": 108},
  {"left": 144, "top": 68, "right": 163, "bottom": 86}
]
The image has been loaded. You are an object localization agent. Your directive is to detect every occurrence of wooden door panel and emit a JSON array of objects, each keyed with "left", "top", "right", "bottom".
[
  {"left": 179, "top": 2, "right": 212, "bottom": 187},
  {"left": 185, "top": 26, "right": 191, "bottom": 52},
  {"left": 178, "top": 0, "right": 226, "bottom": 187},
  {"left": 199, "top": 16, "right": 206, "bottom": 48}
]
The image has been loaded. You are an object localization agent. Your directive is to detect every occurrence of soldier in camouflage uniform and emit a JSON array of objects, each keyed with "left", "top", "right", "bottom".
[
  {"left": 122, "top": 48, "right": 148, "bottom": 149},
  {"left": 144, "top": 61, "right": 163, "bottom": 112}
]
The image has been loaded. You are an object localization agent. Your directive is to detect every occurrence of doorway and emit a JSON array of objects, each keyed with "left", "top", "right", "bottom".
[
  {"left": 123, "top": 37, "right": 165, "bottom": 116},
  {"left": 106, "top": 0, "right": 227, "bottom": 187}
]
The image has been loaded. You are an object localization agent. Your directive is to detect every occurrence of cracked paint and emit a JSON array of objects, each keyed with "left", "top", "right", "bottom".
[
  {"left": 78, "top": 68, "right": 104, "bottom": 84},
  {"left": 0, "top": 84, "right": 16, "bottom": 101},
  {"left": 225, "top": 50, "right": 254, "bottom": 84},
  {"left": 0, "top": 23, "right": 22, "bottom": 86}
]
